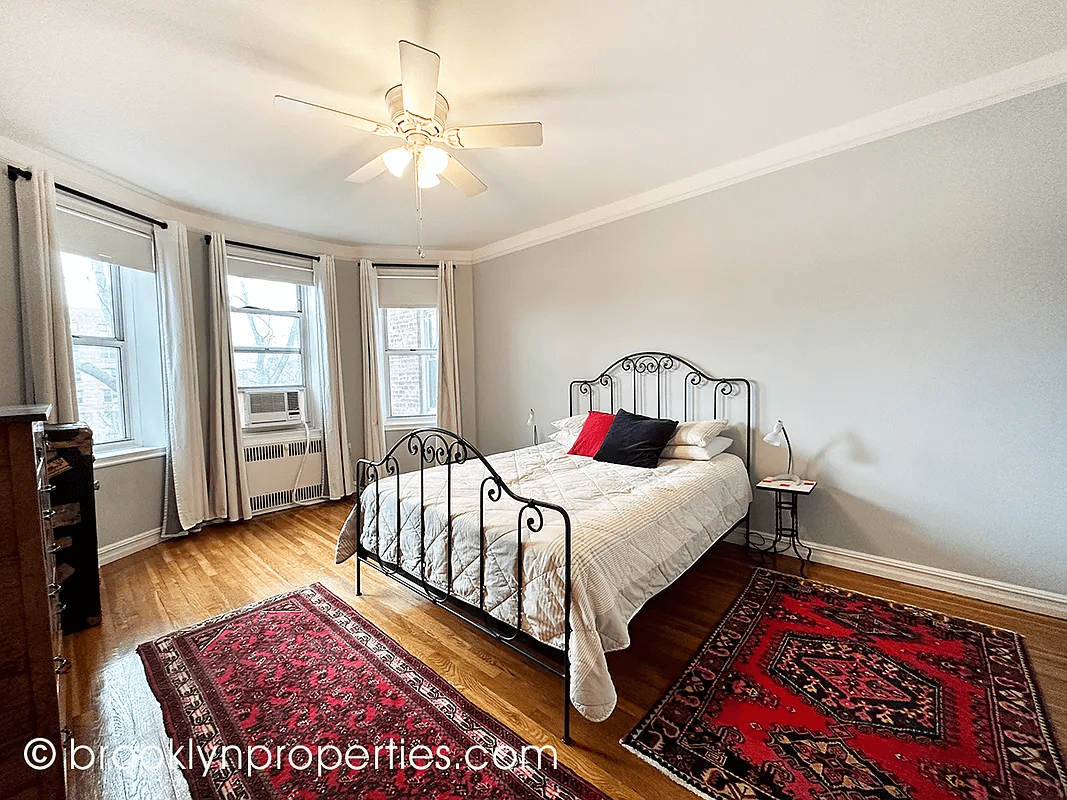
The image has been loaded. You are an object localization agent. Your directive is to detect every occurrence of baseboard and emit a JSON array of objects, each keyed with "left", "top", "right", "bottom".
[
  {"left": 725, "top": 530, "right": 1067, "bottom": 620},
  {"left": 98, "top": 527, "right": 163, "bottom": 566}
]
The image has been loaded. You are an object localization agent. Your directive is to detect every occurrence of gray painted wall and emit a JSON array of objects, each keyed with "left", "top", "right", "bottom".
[
  {"left": 0, "top": 185, "right": 23, "bottom": 406},
  {"left": 472, "top": 84, "right": 1067, "bottom": 595}
]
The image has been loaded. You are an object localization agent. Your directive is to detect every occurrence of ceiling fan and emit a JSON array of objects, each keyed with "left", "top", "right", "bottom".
[{"left": 274, "top": 40, "right": 543, "bottom": 199}]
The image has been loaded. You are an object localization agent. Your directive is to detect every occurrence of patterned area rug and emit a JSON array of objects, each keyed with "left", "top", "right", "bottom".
[
  {"left": 138, "top": 584, "right": 607, "bottom": 799},
  {"left": 622, "top": 568, "right": 1067, "bottom": 800}
]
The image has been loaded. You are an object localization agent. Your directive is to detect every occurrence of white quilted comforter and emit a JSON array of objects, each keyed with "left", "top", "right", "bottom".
[{"left": 338, "top": 442, "right": 751, "bottom": 721}]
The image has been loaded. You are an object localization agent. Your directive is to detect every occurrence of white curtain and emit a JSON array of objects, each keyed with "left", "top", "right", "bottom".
[
  {"left": 13, "top": 168, "right": 78, "bottom": 423},
  {"left": 312, "top": 255, "right": 354, "bottom": 498},
  {"left": 359, "top": 259, "right": 386, "bottom": 462},
  {"left": 154, "top": 222, "right": 210, "bottom": 532},
  {"left": 436, "top": 261, "right": 462, "bottom": 435},
  {"left": 206, "top": 233, "right": 252, "bottom": 520}
]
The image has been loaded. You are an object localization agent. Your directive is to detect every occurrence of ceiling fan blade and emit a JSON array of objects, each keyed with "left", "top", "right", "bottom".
[
  {"left": 344, "top": 155, "right": 388, "bottom": 184},
  {"left": 274, "top": 95, "right": 394, "bottom": 137},
  {"left": 398, "top": 40, "right": 440, "bottom": 120},
  {"left": 440, "top": 157, "right": 487, "bottom": 197},
  {"left": 444, "top": 122, "right": 543, "bottom": 149}
]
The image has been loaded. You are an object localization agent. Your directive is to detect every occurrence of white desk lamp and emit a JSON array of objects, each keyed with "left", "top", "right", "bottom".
[
  {"left": 763, "top": 420, "right": 801, "bottom": 485},
  {"left": 527, "top": 409, "right": 538, "bottom": 445}
]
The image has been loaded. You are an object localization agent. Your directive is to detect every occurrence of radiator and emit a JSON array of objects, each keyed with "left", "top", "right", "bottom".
[{"left": 243, "top": 437, "right": 325, "bottom": 514}]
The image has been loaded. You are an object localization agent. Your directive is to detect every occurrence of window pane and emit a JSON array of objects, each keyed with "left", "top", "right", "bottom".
[
  {"left": 229, "top": 312, "right": 301, "bottom": 349},
  {"left": 62, "top": 254, "right": 117, "bottom": 338},
  {"left": 388, "top": 353, "right": 437, "bottom": 417},
  {"left": 227, "top": 275, "right": 300, "bottom": 312},
  {"left": 419, "top": 307, "right": 439, "bottom": 349},
  {"left": 72, "top": 344, "right": 126, "bottom": 442},
  {"left": 234, "top": 351, "right": 303, "bottom": 387},
  {"left": 385, "top": 307, "right": 438, "bottom": 350},
  {"left": 384, "top": 308, "right": 419, "bottom": 349}
]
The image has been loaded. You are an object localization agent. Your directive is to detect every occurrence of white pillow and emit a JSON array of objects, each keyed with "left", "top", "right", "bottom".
[
  {"left": 667, "top": 419, "right": 729, "bottom": 448},
  {"left": 548, "top": 429, "right": 578, "bottom": 449},
  {"left": 551, "top": 413, "right": 588, "bottom": 432},
  {"left": 660, "top": 435, "right": 732, "bottom": 461}
]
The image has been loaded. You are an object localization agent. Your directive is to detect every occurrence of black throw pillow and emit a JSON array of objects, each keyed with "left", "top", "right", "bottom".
[{"left": 593, "top": 409, "right": 679, "bottom": 469}]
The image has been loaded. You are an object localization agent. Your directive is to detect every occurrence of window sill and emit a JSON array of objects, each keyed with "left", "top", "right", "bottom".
[
  {"left": 384, "top": 419, "right": 438, "bottom": 432},
  {"left": 95, "top": 445, "right": 167, "bottom": 469}
]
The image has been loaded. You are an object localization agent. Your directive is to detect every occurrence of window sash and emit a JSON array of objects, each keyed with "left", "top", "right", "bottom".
[
  {"left": 229, "top": 306, "right": 302, "bottom": 319},
  {"left": 68, "top": 261, "right": 132, "bottom": 444},
  {"left": 232, "top": 351, "right": 305, "bottom": 390},
  {"left": 227, "top": 278, "right": 310, "bottom": 398},
  {"left": 383, "top": 347, "right": 437, "bottom": 356},
  {"left": 383, "top": 352, "right": 438, "bottom": 420},
  {"left": 379, "top": 306, "right": 439, "bottom": 423},
  {"left": 72, "top": 339, "right": 132, "bottom": 444},
  {"left": 233, "top": 347, "right": 302, "bottom": 355}
]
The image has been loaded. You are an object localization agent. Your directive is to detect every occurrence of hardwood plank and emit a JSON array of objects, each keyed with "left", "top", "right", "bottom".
[{"left": 65, "top": 500, "right": 1067, "bottom": 800}]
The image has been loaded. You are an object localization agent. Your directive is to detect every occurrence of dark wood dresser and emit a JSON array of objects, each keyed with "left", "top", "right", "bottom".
[
  {"left": 44, "top": 424, "right": 100, "bottom": 636},
  {"left": 1, "top": 405, "right": 67, "bottom": 799}
]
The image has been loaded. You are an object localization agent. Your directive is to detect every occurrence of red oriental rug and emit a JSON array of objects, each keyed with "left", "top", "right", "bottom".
[
  {"left": 622, "top": 569, "right": 1067, "bottom": 800},
  {"left": 138, "top": 584, "right": 607, "bottom": 800}
]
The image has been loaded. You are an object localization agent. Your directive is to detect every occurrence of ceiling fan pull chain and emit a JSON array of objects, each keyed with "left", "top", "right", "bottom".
[{"left": 415, "top": 157, "right": 426, "bottom": 258}]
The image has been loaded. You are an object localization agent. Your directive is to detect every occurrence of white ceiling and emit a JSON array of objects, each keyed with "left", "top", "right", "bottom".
[{"left": 1, "top": 1, "right": 1065, "bottom": 251}]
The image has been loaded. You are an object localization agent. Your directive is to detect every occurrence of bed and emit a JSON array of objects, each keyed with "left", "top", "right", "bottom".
[{"left": 334, "top": 352, "right": 753, "bottom": 740}]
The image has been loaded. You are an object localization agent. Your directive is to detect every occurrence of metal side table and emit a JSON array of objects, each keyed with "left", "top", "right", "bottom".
[{"left": 755, "top": 477, "right": 817, "bottom": 575}]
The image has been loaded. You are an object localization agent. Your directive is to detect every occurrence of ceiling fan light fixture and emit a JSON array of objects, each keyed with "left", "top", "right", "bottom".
[
  {"left": 420, "top": 145, "right": 449, "bottom": 176},
  {"left": 382, "top": 146, "right": 412, "bottom": 177},
  {"left": 416, "top": 168, "right": 440, "bottom": 189}
]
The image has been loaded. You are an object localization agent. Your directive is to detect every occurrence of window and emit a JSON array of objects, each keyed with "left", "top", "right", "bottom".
[
  {"left": 63, "top": 255, "right": 129, "bottom": 443},
  {"left": 225, "top": 247, "right": 320, "bottom": 432},
  {"left": 375, "top": 267, "right": 440, "bottom": 427},
  {"left": 57, "top": 201, "right": 164, "bottom": 451},
  {"left": 381, "top": 306, "right": 439, "bottom": 422},
  {"left": 227, "top": 275, "right": 305, "bottom": 388}
]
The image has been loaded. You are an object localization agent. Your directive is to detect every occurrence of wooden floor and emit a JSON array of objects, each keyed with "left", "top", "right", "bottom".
[{"left": 65, "top": 501, "right": 1067, "bottom": 799}]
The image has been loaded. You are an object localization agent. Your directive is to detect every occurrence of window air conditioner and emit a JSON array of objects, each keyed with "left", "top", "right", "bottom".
[{"left": 242, "top": 388, "right": 306, "bottom": 427}]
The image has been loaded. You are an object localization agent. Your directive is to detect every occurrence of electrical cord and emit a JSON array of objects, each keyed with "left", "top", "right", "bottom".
[{"left": 290, "top": 419, "right": 324, "bottom": 506}]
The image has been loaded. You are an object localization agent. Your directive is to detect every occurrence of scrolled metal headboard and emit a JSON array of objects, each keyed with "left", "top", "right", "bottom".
[{"left": 568, "top": 351, "right": 752, "bottom": 481}]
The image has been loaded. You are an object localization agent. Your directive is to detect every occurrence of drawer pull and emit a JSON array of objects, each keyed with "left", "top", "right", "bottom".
[
  {"left": 55, "top": 602, "right": 67, "bottom": 613},
  {"left": 43, "top": 483, "right": 56, "bottom": 492},
  {"left": 48, "top": 583, "right": 62, "bottom": 597},
  {"left": 47, "top": 542, "right": 63, "bottom": 555},
  {"left": 54, "top": 657, "right": 72, "bottom": 675},
  {"left": 42, "top": 508, "right": 56, "bottom": 519}
]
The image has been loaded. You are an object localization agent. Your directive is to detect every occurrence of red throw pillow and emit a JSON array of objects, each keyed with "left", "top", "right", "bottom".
[{"left": 567, "top": 411, "right": 616, "bottom": 457}]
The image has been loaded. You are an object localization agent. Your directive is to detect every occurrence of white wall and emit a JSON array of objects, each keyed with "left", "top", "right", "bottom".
[{"left": 472, "top": 83, "right": 1067, "bottom": 595}]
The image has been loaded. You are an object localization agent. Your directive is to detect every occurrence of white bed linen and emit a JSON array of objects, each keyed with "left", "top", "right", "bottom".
[{"left": 338, "top": 441, "right": 751, "bottom": 721}]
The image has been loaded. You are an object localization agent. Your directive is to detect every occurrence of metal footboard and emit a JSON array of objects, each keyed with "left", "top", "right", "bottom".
[{"left": 352, "top": 428, "right": 574, "bottom": 743}]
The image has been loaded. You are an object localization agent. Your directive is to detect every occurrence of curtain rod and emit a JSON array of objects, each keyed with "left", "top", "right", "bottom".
[
  {"left": 377, "top": 262, "right": 455, "bottom": 269},
  {"left": 7, "top": 164, "right": 168, "bottom": 230},
  {"left": 205, "top": 234, "right": 319, "bottom": 262}
]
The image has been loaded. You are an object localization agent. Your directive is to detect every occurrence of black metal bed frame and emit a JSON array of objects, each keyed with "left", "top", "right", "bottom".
[{"left": 352, "top": 352, "right": 752, "bottom": 743}]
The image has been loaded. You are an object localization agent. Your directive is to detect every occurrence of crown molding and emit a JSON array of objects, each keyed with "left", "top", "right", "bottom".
[
  {"left": 470, "top": 48, "right": 1067, "bottom": 265},
  {"left": 0, "top": 133, "right": 472, "bottom": 264}
]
